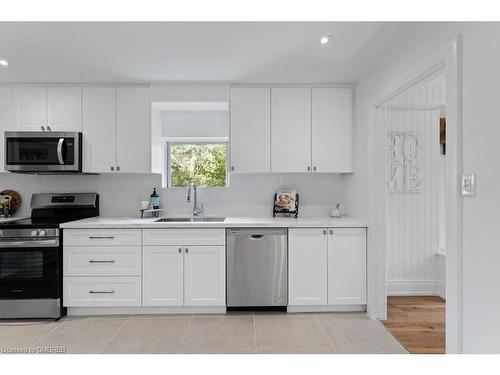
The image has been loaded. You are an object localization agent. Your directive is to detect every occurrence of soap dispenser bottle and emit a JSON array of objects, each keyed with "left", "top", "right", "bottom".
[{"left": 150, "top": 188, "right": 160, "bottom": 217}]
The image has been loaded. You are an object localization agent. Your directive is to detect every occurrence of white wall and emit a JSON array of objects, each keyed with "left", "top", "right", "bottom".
[
  {"left": 383, "top": 72, "right": 445, "bottom": 297},
  {"left": 162, "top": 111, "right": 228, "bottom": 138},
  {"left": 347, "top": 22, "right": 500, "bottom": 353},
  {"left": 0, "top": 172, "right": 347, "bottom": 218}
]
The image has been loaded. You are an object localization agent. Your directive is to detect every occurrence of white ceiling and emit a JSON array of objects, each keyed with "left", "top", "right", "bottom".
[{"left": 0, "top": 22, "right": 413, "bottom": 83}]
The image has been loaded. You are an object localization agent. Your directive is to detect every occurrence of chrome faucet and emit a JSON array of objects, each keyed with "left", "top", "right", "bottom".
[{"left": 187, "top": 181, "right": 203, "bottom": 216}]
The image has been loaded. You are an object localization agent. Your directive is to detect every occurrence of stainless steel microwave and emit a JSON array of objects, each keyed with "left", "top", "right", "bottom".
[{"left": 4, "top": 132, "right": 82, "bottom": 173}]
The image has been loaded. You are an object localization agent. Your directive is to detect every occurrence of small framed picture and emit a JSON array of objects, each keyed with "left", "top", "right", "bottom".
[{"left": 273, "top": 190, "right": 299, "bottom": 218}]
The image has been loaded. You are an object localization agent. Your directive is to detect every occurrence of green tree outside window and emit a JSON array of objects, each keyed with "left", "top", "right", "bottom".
[{"left": 169, "top": 143, "right": 227, "bottom": 188}]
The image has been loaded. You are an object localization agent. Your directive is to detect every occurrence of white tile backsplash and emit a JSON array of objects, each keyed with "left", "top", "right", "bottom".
[{"left": 1, "top": 173, "right": 347, "bottom": 218}]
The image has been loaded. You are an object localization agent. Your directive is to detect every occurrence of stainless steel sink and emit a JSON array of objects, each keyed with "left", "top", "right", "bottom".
[{"left": 155, "top": 217, "right": 226, "bottom": 223}]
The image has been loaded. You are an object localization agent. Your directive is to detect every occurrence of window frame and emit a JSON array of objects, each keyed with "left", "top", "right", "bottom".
[{"left": 163, "top": 137, "right": 230, "bottom": 189}]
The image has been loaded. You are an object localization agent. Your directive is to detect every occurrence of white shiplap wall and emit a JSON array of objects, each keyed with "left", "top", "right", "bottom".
[{"left": 384, "top": 71, "right": 446, "bottom": 296}]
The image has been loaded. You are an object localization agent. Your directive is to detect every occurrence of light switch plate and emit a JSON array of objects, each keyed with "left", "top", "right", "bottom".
[{"left": 462, "top": 174, "right": 476, "bottom": 197}]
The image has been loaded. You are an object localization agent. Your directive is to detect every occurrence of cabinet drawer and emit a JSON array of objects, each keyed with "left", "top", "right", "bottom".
[
  {"left": 64, "top": 246, "right": 141, "bottom": 276},
  {"left": 63, "top": 276, "right": 141, "bottom": 307},
  {"left": 143, "top": 229, "right": 225, "bottom": 246},
  {"left": 63, "top": 229, "right": 141, "bottom": 246}
]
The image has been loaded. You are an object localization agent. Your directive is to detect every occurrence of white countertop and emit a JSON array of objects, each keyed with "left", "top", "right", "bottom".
[
  {"left": 60, "top": 216, "right": 367, "bottom": 229},
  {"left": 0, "top": 216, "right": 27, "bottom": 224}
]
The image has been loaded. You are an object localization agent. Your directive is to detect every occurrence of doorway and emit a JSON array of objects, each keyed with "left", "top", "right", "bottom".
[
  {"left": 366, "top": 37, "right": 463, "bottom": 354},
  {"left": 378, "top": 71, "right": 446, "bottom": 353}
]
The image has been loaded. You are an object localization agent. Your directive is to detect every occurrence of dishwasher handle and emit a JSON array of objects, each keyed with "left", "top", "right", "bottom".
[
  {"left": 227, "top": 228, "right": 287, "bottom": 236},
  {"left": 249, "top": 234, "right": 264, "bottom": 240}
]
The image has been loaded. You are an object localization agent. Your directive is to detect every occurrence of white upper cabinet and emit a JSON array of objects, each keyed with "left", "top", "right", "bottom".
[
  {"left": 82, "top": 86, "right": 151, "bottom": 174},
  {"left": 82, "top": 87, "right": 117, "bottom": 173},
  {"left": 0, "top": 87, "right": 13, "bottom": 172},
  {"left": 230, "top": 85, "right": 353, "bottom": 174},
  {"left": 13, "top": 87, "right": 47, "bottom": 131},
  {"left": 230, "top": 87, "right": 271, "bottom": 173},
  {"left": 312, "top": 88, "right": 353, "bottom": 173},
  {"left": 288, "top": 228, "right": 328, "bottom": 306},
  {"left": 13, "top": 86, "right": 82, "bottom": 131},
  {"left": 327, "top": 228, "right": 366, "bottom": 305},
  {"left": 47, "top": 87, "right": 82, "bottom": 131},
  {"left": 271, "top": 88, "right": 312, "bottom": 173},
  {"left": 116, "top": 87, "right": 151, "bottom": 173}
]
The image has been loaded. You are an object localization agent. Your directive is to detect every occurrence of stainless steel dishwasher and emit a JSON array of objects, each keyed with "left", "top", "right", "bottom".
[{"left": 226, "top": 228, "right": 287, "bottom": 309}]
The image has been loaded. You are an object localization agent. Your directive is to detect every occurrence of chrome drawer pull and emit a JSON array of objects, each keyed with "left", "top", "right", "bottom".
[
  {"left": 88, "top": 236, "right": 115, "bottom": 239},
  {"left": 89, "top": 290, "right": 115, "bottom": 294},
  {"left": 89, "top": 259, "right": 116, "bottom": 263}
]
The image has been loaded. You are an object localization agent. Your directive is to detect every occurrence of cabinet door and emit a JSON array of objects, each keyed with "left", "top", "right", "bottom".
[
  {"left": 312, "top": 88, "right": 353, "bottom": 173},
  {"left": 271, "top": 88, "right": 311, "bottom": 173},
  {"left": 230, "top": 87, "right": 271, "bottom": 173},
  {"left": 116, "top": 87, "right": 151, "bottom": 173},
  {"left": 143, "top": 246, "right": 184, "bottom": 306},
  {"left": 0, "top": 87, "right": 13, "bottom": 173},
  {"left": 47, "top": 87, "right": 82, "bottom": 131},
  {"left": 13, "top": 87, "right": 47, "bottom": 131},
  {"left": 328, "top": 228, "right": 366, "bottom": 305},
  {"left": 288, "top": 228, "right": 328, "bottom": 305},
  {"left": 82, "top": 87, "right": 117, "bottom": 173},
  {"left": 184, "top": 246, "right": 225, "bottom": 306}
]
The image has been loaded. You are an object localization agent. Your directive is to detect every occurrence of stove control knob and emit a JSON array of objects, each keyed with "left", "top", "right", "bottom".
[
  {"left": 31, "top": 230, "right": 39, "bottom": 237},
  {"left": 39, "top": 229, "right": 47, "bottom": 236}
]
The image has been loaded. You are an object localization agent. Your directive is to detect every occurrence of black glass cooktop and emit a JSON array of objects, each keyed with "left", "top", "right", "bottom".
[{"left": 0, "top": 217, "right": 74, "bottom": 229}]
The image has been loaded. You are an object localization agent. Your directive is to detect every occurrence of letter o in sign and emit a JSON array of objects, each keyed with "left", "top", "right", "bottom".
[{"left": 403, "top": 134, "right": 419, "bottom": 161}]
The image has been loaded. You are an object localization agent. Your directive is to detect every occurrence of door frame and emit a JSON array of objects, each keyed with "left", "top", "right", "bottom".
[{"left": 366, "top": 36, "right": 463, "bottom": 353}]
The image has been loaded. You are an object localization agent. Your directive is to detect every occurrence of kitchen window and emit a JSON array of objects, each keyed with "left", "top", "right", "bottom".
[{"left": 164, "top": 137, "right": 229, "bottom": 188}]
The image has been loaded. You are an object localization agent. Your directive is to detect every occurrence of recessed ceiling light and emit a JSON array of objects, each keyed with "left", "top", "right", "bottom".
[
  {"left": 320, "top": 35, "right": 332, "bottom": 45},
  {"left": 0, "top": 59, "right": 8, "bottom": 66}
]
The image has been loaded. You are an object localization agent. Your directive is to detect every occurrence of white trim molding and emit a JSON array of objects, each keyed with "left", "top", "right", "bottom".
[
  {"left": 387, "top": 280, "right": 446, "bottom": 299},
  {"left": 366, "top": 35, "right": 463, "bottom": 353}
]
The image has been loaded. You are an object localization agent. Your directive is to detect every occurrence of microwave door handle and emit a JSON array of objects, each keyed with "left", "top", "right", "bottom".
[{"left": 57, "top": 138, "right": 65, "bottom": 165}]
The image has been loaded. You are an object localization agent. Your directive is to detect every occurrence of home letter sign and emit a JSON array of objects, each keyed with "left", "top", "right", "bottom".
[{"left": 386, "top": 132, "right": 422, "bottom": 193}]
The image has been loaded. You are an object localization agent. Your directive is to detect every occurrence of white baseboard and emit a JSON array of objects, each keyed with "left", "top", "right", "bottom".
[
  {"left": 387, "top": 280, "right": 446, "bottom": 300},
  {"left": 435, "top": 280, "right": 446, "bottom": 300},
  {"left": 287, "top": 305, "right": 366, "bottom": 313},
  {"left": 67, "top": 306, "right": 226, "bottom": 316}
]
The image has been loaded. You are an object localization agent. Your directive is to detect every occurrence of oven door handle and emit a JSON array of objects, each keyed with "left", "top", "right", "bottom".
[
  {"left": 0, "top": 239, "right": 60, "bottom": 248},
  {"left": 57, "top": 138, "right": 65, "bottom": 165}
]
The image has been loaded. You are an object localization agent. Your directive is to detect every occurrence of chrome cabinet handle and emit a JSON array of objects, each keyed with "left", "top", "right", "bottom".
[
  {"left": 185, "top": 248, "right": 189, "bottom": 253},
  {"left": 178, "top": 248, "right": 182, "bottom": 253},
  {"left": 41, "top": 126, "right": 45, "bottom": 131},
  {"left": 313, "top": 166, "right": 317, "bottom": 171},
  {"left": 89, "top": 259, "right": 115, "bottom": 263},
  {"left": 307, "top": 166, "right": 311, "bottom": 171},
  {"left": 117, "top": 166, "right": 120, "bottom": 171},
  {"left": 47, "top": 126, "right": 51, "bottom": 131},
  {"left": 329, "top": 230, "right": 333, "bottom": 235},
  {"left": 231, "top": 166, "right": 234, "bottom": 171},
  {"left": 88, "top": 236, "right": 115, "bottom": 239},
  {"left": 57, "top": 138, "right": 64, "bottom": 165},
  {"left": 110, "top": 166, "right": 114, "bottom": 171},
  {"left": 89, "top": 290, "right": 115, "bottom": 294},
  {"left": 323, "top": 230, "right": 327, "bottom": 235}
]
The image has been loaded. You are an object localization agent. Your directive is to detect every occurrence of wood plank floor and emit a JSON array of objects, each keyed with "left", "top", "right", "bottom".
[{"left": 382, "top": 296, "right": 445, "bottom": 354}]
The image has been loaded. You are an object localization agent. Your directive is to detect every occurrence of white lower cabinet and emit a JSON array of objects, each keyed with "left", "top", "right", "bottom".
[
  {"left": 327, "top": 228, "right": 366, "bottom": 305},
  {"left": 288, "top": 227, "right": 366, "bottom": 308},
  {"left": 142, "top": 246, "right": 184, "bottom": 306},
  {"left": 288, "top": 228, "right": 328, "bottom": 305},
  {"left": 142, "top": 245, "right": 225, "bottom": 307},
  {"left": 184, "top": 246, "right": 225, "bottom": 307},
  {"left": 63, "top": 276, "right": 141, "bottom": 307}
]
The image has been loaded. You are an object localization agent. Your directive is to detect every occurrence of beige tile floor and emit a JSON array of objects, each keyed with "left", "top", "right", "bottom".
[{"left": 0, "top": 312, "right": 408, "bottom": 354}]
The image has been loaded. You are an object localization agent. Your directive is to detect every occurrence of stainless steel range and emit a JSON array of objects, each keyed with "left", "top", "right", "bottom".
[{"left": 0, "top": 193, "right": 98, "bottom": 319}]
